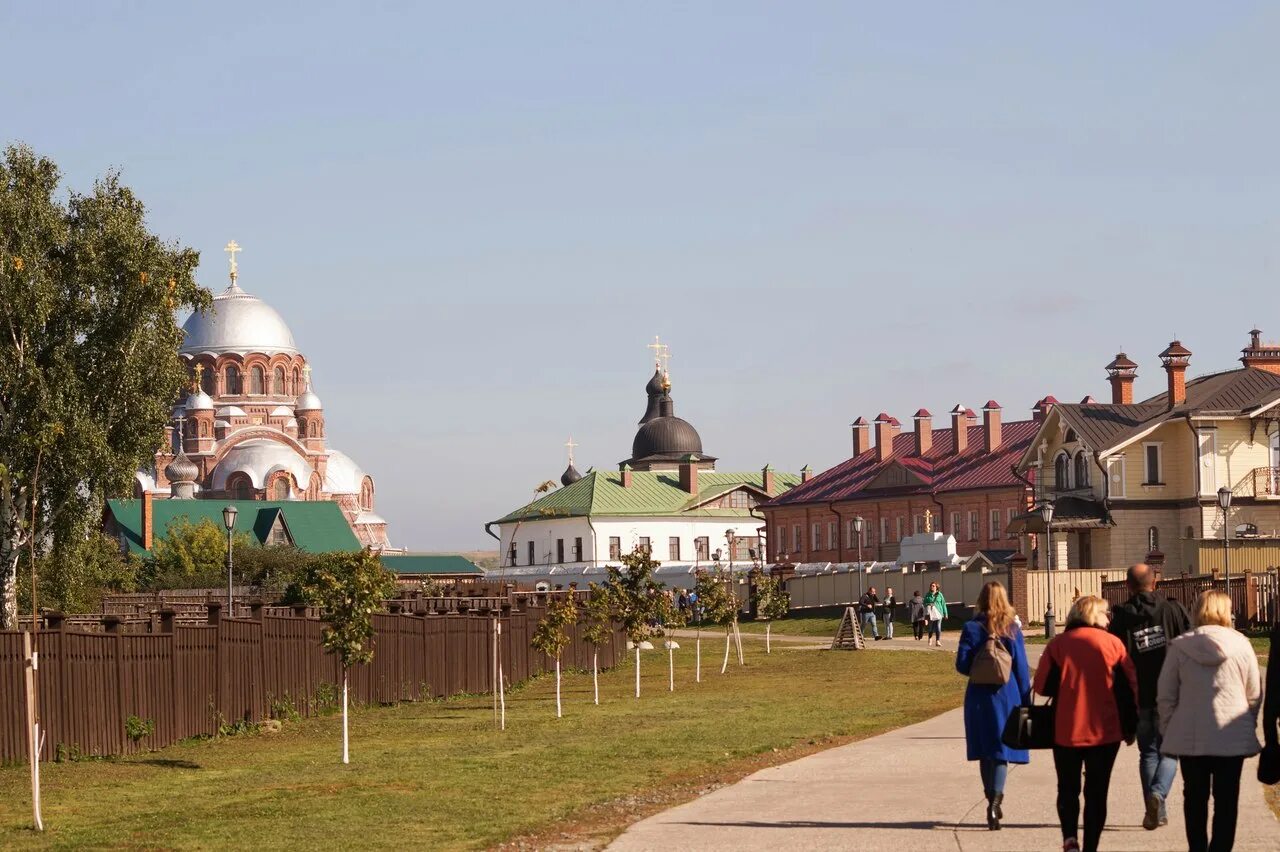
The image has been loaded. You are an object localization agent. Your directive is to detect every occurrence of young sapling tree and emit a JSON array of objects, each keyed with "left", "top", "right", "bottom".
[
  {"left": 753, "top": 572, "right": 791, "bottom": 654},
  {"left": 530, "top": 592, "right": 578, "bottom": 718}
]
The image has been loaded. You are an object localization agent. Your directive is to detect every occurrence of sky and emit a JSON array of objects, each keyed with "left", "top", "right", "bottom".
[{"left": 4, "top": 2, "right": 1280, "bottom": 550}]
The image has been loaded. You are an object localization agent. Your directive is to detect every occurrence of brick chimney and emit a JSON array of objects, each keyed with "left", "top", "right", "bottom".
[
  {"left": 801, "top": 464, "right": 813, "bottom": 483},
  {"left": 1239, "top": 328, "right": 1280, "bottom": 375},
  {"left": 1159, "top": 340, "right": 1192, "bottom": 409},
  {"left": 620, "top": 463, "right": 633, "bottom": 488},
  {"left": 851, "top": 417, "right": 871, "bottom": 456},
  {"left": 950, "top": 405, "right": 968, "bottom": 455},
  {"left": 913, "top": 409, "right": 932, "bottom": 456},
  {"left": 1033, "top": 395, "right": 1058, "bottom": 423},
  {"left": 142, "top": 490, "right": 154, "bottom": 551},
  {"left": 874, "top": 413, "right": 899, "bottom": 462},
  {"left": 679, "top": 454, "right": 700, "bottom": 494},
  {"left": 762, "top": 464, "right": 776, "bottom": 495},
  {"left": 1105, "top": 352, "right": 1138, "bottom": 405},
  {"left": 983, "top": 401, "right": 1002, "bottom": 453}
]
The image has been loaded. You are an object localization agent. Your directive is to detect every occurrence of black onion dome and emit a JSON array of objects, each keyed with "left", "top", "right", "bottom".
[
  {"left": 560, "top": 463, "right": 583, "bottom": 487},
  {"left": 639, "top": 368, "right": 665, "bottom": 424},
  {"left": 631, "top": 413, "right": 703, "bottom": 460},
  {"left": 645, "top": 368, "right": 664, "bottom": 395}
]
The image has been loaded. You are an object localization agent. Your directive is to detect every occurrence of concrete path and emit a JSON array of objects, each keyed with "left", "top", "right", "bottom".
[{"left": 610, "top": 643, "right": 1280, "bottom": 852}]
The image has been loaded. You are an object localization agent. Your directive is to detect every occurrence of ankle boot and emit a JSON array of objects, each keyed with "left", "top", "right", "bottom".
[
  {"left": 986, "top": 793, "right": 1002, "bottom": 830},
  {"left": 992, "top": 792, "right": 1003, "bottom": 819}
]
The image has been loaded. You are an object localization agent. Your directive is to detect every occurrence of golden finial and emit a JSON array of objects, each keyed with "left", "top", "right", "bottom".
[
  {"left": 193, "top": 363, "right": 204, "bottom": 392},
  {"left": 302, "top": 363, "right": 312, "bottom": 390},
  {"left": 224, "top": 240, "right": 242, "bottom": 284}
]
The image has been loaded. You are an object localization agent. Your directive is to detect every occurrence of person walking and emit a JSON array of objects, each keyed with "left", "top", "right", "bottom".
[
  {"left": 1158, "top": 590, "right": 1261, "bottom": 852},
  {"left": 859, "top": 586, "right": 881, "bottom": 640},
  {"left": 1107, "top": 562, "right": 1190, "bottom": 830},
  {"left": 955, "top": 581, "right": 1030, "bottom": 831},
  {"left": 909, "top": 590, "right": 926, "bottom": 640},
  {"left": 881, "top": 587, "right": 897, "bottom": 640},
  {"left": 1034, "top": 595, "right": 1137, "bottom": 852},
  {"left": 924, "top": 582, "right": 948, "bottom": 647}
]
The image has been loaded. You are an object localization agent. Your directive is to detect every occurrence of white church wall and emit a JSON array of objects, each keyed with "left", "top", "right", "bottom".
[{"left": 497, "top": 515, "right": 769, "bottom": 570}]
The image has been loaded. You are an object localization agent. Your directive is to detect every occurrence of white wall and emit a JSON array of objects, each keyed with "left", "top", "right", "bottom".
[{"left": 496, "top": 515, "right": 769, "bottom": 569}]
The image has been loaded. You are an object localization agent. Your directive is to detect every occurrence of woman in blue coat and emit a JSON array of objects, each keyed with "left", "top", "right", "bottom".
[{"left": 955, "top": 581, "right": 1031, "bottom": 831}]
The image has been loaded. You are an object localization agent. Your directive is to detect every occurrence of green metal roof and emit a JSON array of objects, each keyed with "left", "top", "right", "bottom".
[
  {"left": 379, "top": 554, "right": 483, "bottom": 576},
  {"left": 106, "top": 498, "right": 361, "bottom": 555},
  {"left": 492, "top": 469, "right": 800, "bottom": 524}
]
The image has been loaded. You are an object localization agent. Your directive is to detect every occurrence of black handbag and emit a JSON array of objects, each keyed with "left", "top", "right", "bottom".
[
  {"left": 1259, "top": 742, "right": 1280, "bottom": 786},
  {"left": 1002, "top": 698, "right": 1056, "bottom": 750}
]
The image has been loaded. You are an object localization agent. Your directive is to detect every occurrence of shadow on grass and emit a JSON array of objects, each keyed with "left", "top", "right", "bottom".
[{"left": 134, "top": 758, "right": 201, "bottom": 770}]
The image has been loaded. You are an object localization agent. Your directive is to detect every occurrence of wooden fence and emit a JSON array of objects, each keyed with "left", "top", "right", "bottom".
[
  {"left": 1101, "top": 570, "right": 1279, "bottom": 627},
  {"left": 1, "top": 594, "right": 622, "bottom": 765}
]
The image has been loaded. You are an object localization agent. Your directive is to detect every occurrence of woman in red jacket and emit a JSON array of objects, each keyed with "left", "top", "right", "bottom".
[{"left": 1033, "top": 595, "right": 1138, "bottom": 852}]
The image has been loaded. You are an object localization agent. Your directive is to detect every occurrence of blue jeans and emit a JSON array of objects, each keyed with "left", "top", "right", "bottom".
[
  {"left": 883, "top": 613, "right": 894, "bottom": 638},
  {"left": 860, "top": 611, "right": 879, "bottom": 637},
  {"left": 1137, "top": 707, "right": 1177, "bottom": 804},
  {"left": 927, "top": 619, "right": 942, "bottom": 640},
  {"left": 979, "top": 758, "right": 1008, "bottom": 796}
]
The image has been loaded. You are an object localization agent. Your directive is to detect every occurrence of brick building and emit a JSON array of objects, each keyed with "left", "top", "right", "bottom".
[{"left": 760, "top": 401, "right": 1041, "bottom": 564}]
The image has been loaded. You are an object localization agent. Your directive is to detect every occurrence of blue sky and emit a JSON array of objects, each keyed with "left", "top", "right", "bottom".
[{"left": 5, "top": 2, "right": 1279, "bottom": 549}]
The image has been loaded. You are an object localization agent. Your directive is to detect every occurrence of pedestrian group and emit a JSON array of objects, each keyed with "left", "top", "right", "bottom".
[{"left": 955, "top": 564, "right": 1272, "bottom": 852}]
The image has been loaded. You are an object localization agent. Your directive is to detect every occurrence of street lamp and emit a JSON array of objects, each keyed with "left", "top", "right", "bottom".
[
  {"left": 725, "top": 528, "right": 736, "bottom": 572},
  {"left": 222, "top": 505, "right": 238, "bottom": 612},
  {"left": 1217, "top": 486, "right": 1233, "bottom": 622},
  {"left": 1039, "top": 501, "right": 1055, "bottom": 638},
  {"left": 853, "top": 516, "right": 866, "bottom": 597}
]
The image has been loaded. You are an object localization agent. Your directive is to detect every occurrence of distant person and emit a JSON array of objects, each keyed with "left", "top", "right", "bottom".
[
  {"left": 909, "top": 590, "right": 926, "bottom": 640},
  {"left": 882, "top": 587, "right": 897, "bottom": 640},
  {"left": 1266, "top": 619, "right": 1280, "bottom": 778},
  {"left": 924, "top": 582, "right": 948, "bottom": 647},
  {"left": 1158, "top": 590, "right": 1261, "bottom": 852},
  {"left": 956, "top": 581, "right": 1030, "bottom": 831},
  {"left": 859, "top": 586, "right": 881, "bottom": 640},
  {"left": 689, "top": 590, "right": 700, "bottom": 625},
  {"left": 1107, "top": 562, "right": 1190, "bottom": 830},
  {"left": 1034, "top": 595, "right": 1137, "bottom": 852}
]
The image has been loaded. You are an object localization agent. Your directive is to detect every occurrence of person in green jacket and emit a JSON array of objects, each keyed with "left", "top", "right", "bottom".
[{"left": 924, "top": 581, "right": 949, "bottom": 647}]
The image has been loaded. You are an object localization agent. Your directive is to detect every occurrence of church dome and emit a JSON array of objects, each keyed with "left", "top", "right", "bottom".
[
  {"left": 296, "top": 389, "right": 323, "bottom": 411},
  {"left": 560, "top": 463, "right": 583, "bottom": 487},
  {"left": 164, "top": 451, "right": 199, "bottom": 485},
  {"left": 180, "top": 282, "right": 298, "bottom": 355},
  {"left": 324, "top": 448, "right": 367, "bottom": 494},
  {"left": 631, "top": 415, "right": 703, "bottom": 460},
  {"left": 211, "top": 438, "right": 312, "bottom": 491},
  {"left": 185, "top": 389, "right": 215, "bottom": 411}
]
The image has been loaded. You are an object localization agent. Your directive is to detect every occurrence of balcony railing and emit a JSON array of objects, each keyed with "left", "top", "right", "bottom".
[{"left": 1251, "top": 467, "right": 1280, "bottom": 498}]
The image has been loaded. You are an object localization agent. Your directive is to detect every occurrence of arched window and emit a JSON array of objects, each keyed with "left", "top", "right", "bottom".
[
  {"left": 273, "top": 367, "right": 285, "bottom": 395},
  {"left": 1147, "top": 526, "right": 1160, "bottom": 552},
  {"left": 250, "top": 366, "right": 265, "bottom": 395},
  {"left": 292, "top": 367, "right": 300, "bottom": 392},
  {"left": 1054, "top": 452, "right": 1071, "bottom": 490},
  {"left": 360, "top": 478, "right": 374, "bottom": 511},
  {"left": 224, "top": 365, "right": 241, "bottom": 395},
  {"left": 200, "top": 366, "right": 215, "bottom": 395},
  {"left": 227, "top": 473, "right": 253, "bottom": 500},
  {"left": 200, "top": 421, "right": 209, "bottom": 438},
  {"left": 1074, "top": 451, "right": 1090, "bottom": 488},
  {"left": 309, "top": 421, "right": 318, "bottom": 438},
  {"left": 271, "top": 478, "right": 289, "bottom": 500}
]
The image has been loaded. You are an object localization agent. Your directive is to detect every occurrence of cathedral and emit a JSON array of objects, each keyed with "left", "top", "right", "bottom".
[{"left": 135, "top": 241, "right": 391, "bottom": 549}]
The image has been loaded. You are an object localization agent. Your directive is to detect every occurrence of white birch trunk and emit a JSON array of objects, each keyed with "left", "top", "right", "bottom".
[
  {"left": 695, "top": 635, "right": 701, "bottom": 683},
  {"left": 592, "top": 650, "right": 599, "bottom": 705},
  {"left": 634, "top": 647, "right": 641, "bottom": 698},
  {"left": 555, "top": 657, "right": 562, "bottom": 718},
  {"left": 735, "top": 621, "right": 745, "bottom": 665},
  {"left": 668, "top": 647, "right": 675, "bottom": 692},
  {"left": 766, "top": 622, "right": 772, "bottom": 654},
  {"left": 721, "top": 629, "right": 731, "bottom": 674},
  {"left": 341, "top": 669, "right": 349, "bottom": 765},
  {"left": 498, "top": 661, "right": 506, "bottom": 731}
]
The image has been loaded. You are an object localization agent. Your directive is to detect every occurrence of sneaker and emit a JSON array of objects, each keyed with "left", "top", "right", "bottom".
[{"left": 1143, "top": 792, "right": 1163, "bottom": 831}]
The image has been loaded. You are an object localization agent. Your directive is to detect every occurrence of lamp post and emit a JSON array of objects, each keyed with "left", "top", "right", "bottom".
[
  {"left": 853, "top": 516, "right": 866, "bottom": 597},
  {"left": 725, "top": 528, "right": 736, "bottom": 572},
  {"left": 222, "top": 505, "right": 238, "bottom": 612},
  {"left": 1217, "top": 486, "right": 1232, "bottom": 623},
  {"left": 1039, "top": 501, "right": 1056, "bottom": 638}
]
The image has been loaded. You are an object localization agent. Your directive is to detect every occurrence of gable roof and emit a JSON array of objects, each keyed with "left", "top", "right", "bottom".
[
  {"left": 379, "top": 554, "right": 483, "bottom": 576},
  {"left": 1028, "top": 366, "right": 1280, "bottom": 461},
  {"left": 492, "top": 469, "right": 801, "bottom": 524},
  {"left": 106, "top": 498, "right": 361, "bottom": 555},
  {"left": 764, "top": 420, "right": 1039, "bottom": 507}
]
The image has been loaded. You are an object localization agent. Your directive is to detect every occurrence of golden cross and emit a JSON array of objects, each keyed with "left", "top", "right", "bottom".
[
  {"left": 647, "top": 335, "right": 664, "bottom": 367},
  {"left": 924, "top": 509, "right": 933, "bottom": 534},
  {"left": 565, "top": 436, "right": 578, "bottom": 466},
  {"left": 193, "top": 363, "right": 204, "bottom": 391},
  {"left": 224, "top": 240, "right": 242, "bottom": 282}
]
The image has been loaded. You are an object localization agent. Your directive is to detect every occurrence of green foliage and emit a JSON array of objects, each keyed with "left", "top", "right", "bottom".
[
  {"left": 417, "top": 576, "right": 448, "bottom": 596},
  {"left": 296, "top": 549, "right": 398, "bottom": 670},
  {"left": 232, "top": 542, "right": 317, "bottom": 593},
  {"left": 754, "top": 573, "right": 790, "bottom": 622},
  {"left": 140, "top": 517, "right": 316, "bottom": 594},
  {"left": 600, "top": 546, "right": 668, "bottom": 643},
  {"left": 694, "top": 569, "right": 737, "bottom": 627},
  {"left": 18, "top": 531, "right": 138, "bottom": 614},
  {"left": 531, "top": 594, "right": 577, "bottom": 659},
  {"left": 268, "top": 694, "right": 303, "bottom": 723},
  {"left": 124, "top": 715, "right": 155, "bottom": 744},
  {"left": 0, "top": 143, "right": 211, "bottom": 627},
  {"left": 581, "top": 585, "right": 614, "bottom": 648},
  {"left": 312, "top": 682, "right": 340, "bottom": 715}
]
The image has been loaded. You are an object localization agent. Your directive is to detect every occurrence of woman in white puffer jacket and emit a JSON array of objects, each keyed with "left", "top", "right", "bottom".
[{"left": 1157, "top": 590, "right": 1260, "bottom": 852}]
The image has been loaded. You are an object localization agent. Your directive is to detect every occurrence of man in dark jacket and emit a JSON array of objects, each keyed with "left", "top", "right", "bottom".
[
  {"left": 1108, "top": 562, "right": 1190, "bottom": 831},
  {"left": 859, "top": 587, "right": 881, "bottom": 640}
]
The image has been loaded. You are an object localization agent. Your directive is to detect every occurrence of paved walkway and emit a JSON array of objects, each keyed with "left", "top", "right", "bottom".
[{"left": 610, "top": 642, "right": 1280, "bottom": 851}]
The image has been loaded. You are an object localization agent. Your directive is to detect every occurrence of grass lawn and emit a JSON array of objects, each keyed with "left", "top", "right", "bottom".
[
  {"left": 0, "top": 644, "right": 963, "bottom": 850},
  {"left": 736, "top": 612, "right": 956, "bottom": 639}
]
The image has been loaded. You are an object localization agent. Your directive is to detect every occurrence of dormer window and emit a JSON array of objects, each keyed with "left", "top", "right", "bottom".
[
  {"left": 1074, "top": 451, "right": 1090, "bottom": 488},
  {"left": 1065, "top": 428, "right": 1078, "bottom": 443}
]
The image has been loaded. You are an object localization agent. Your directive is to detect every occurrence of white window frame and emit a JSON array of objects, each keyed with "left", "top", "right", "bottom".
[
  {"left": 895, "top": 516, "right": 904, "bottom": 541},
  {"left": 1143, "top": 441, "right": 1164, "bottom": 486},
  {"left": 1106, "top": 455, "right": 1126, "bottom": 498},
  {"left": 951, "top": 511, "right": 961, "bottom": 537},
  {"left": 827, "top": 521, "right": 837, "bottom": 550},
  {"left": 1197, "top": 429, "right": 1217, "bottom": 496},
  {"left": 811, "top": 523, "right": 821, "bottom": 551},
  {"left": 792, "top": 524, "right": 801, "bottom": 553}
]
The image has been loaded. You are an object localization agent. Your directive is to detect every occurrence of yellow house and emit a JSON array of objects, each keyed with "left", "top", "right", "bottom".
[{"left": 1014, "top": 330, "right": 1280, "bottom": 574}]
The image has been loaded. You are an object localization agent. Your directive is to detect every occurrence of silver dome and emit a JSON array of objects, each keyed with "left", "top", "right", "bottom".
[
  {"left": 180, "top": 282, "right": 298, "bottom": 355},
  {"left": 211, "top": 438, "right": 312, "bottom": 491},
  {"left": 296, "top": 389, "right": 323, "bottom": 410},
  {"left": 323, "top": 448, "right": 367, "bottom": 494},
  {"left": 185, "top": 389, "right": 215, "bottom": 411}
]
